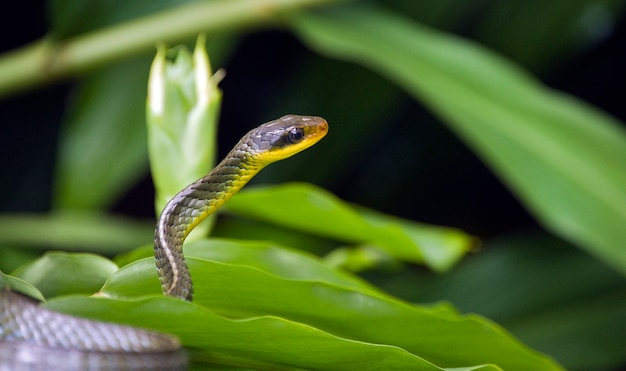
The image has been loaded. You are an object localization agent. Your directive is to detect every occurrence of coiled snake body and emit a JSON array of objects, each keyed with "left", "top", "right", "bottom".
[{"left": 0, "top": 115, "right": 328, "bottom": 370}]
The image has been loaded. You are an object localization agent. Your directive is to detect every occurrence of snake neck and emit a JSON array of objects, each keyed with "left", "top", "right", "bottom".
[{"left": 154, "top": 151, "right": 261, "bottom": 301}]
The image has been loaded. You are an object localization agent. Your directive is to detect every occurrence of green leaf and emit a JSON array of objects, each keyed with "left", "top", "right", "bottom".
[
  {"left": 224, "top": 183, "right": 474, "bottom": 272},
  {"left": 184, "top": 239, "right": 382, "bottom": 295},
  {"left": 100, "top": 255, "right": 562, "bottom": 370},
  {"left": 0, "top": 269, "right": 45, "bottom": 301},
  {"left": 290, "top": 7, "right": 626, "bottom": 274},
  {"left": 11, "top": 252, "right": 118, "bottom": 298},
  {"left": 115, "top": 238, "right": 386, "bottom": 296},
  {"left": 44, "top": 295, "right": 495, "bottom": 371}
]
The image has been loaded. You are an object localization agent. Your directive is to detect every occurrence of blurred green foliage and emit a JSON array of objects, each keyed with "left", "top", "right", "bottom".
[{"left": 1, "top": 0, "right": 625, "bottom": 370}]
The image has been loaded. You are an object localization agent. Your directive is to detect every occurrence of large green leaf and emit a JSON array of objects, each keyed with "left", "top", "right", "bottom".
[
  {"left": 224, "top": 183, "right": 474, "bottom": 272},
  {"left": 0, "top": 259, "right": 471, "bottom": 370},
  {"left": 97, "top": 253, "right": 561, "bottom": 370},
  {"left": 186, "top": 239, "right": 383, "bottom": 295},
  {"left": 45, "top": 295, "right": 493, "bottom": 371},
  {"left": 1, "top": 236, "right": 559, "bottom": 369},
  {"left": 290, "top": 7, "right": 626, "bottom": 274},
  {"left": 113, "top": 238, "right": 385, "bottom": 296}
]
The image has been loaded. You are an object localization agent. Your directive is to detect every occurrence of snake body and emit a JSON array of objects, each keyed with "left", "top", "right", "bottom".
[
  {"left": 0, "top": 115, "right": 328, "bottom": 369},
  {"left": 155, "top": 114, "right": 328, "bottom": 301},
  {"left": 0, "top": 288, "right": 186, "bottom": 370}
]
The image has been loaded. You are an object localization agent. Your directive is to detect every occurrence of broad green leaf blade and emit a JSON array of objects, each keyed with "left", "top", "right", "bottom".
[
  {"left": 42, "top": 297, "right": 485, "bottom": 371},
  {"left": 102, "top": 257, "right": 563, "bottom": 370},
  {"left": 290, "top": 8, "right": 626, "bottom": 274},
  {"left": 185, "top": 239, "right": 384, "bottom": 295},
  {"left": 112, "top": 238, "right": 382, "bottom": 295},
  {"left": 224, "top": 183, "right": 473, "bottom": 272},
  {"left": 11, "top": 252, "right": 117, "bottom": 298}
]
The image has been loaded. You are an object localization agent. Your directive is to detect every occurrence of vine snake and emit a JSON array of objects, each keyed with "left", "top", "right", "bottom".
[
  {"left": 155, "top": 114, "right": 328, "bottom": 300},
  {"left": 0, "top": 115, "right": 328, "bottom": 370}
]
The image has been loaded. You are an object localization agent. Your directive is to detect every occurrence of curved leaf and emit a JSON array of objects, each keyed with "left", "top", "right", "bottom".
[
  {"left": 0, "top": 270, "right": 45, "bottom": 301},
  {"left": 290, "top": 7, "right": 626, "bottom": 274},
  {"left": 101, "top": 256, "right": 562, "bottom": 370},
  {"left": 185, "top": 239, "right": 383, "bottom": 295},
  {"left": 44, "top": 295, "right": 496, "bottom": 371},
  {"left": 225, "top": 183, "right": 474, "bottom": 272}
]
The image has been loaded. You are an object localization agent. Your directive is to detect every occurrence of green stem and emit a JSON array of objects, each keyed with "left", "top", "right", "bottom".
[
  {"left": 0, "top": 0, "right": 343, "bottom": 98},
  {"left": 0, "top": 212, "right": 153, "bottom": 253}
]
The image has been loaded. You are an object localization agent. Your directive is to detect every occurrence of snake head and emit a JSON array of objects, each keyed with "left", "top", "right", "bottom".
[{"left": 245, "top": 114, "right": 329, "bottom": 165}]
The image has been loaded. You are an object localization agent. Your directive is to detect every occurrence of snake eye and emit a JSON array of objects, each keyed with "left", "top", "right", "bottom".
[{"left": 287, "top": 127, "right": 305, "bottom": 144}]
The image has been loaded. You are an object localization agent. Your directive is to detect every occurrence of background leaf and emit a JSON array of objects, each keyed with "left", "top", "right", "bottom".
[
  {"left": 290, "top": 6, "right": 626, "bottom": 275},
  {"left": 371, "top": 233, "right": 626, "bottom": 371},
  {"left": 0, "top": 212, "right": 153, "bottom": 254},
  {"left": 225, "top": 183, "right": 474, "bottom": 272},
  {"left": 53, "top": 56, "right": 152, "bottom": 210},
  {"left": 44, "top": 295, "right": 500, "bottom": 371}
]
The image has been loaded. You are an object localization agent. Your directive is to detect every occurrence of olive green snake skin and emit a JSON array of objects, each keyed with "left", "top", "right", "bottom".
[
  {"left": 154, "top": 115, "right": 328, "bottom": 300},
  {"left": 0, "top": 115, "right": 328, "bottom": 370}
]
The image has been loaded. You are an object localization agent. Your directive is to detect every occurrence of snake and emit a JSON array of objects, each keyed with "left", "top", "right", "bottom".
[{"left": 0, "top": 115, "right": 328, "bottom": 370}]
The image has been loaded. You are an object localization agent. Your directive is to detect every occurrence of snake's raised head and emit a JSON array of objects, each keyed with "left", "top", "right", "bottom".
[{"left": 245, "top": 114, "right": 328, "bottom": 165}]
